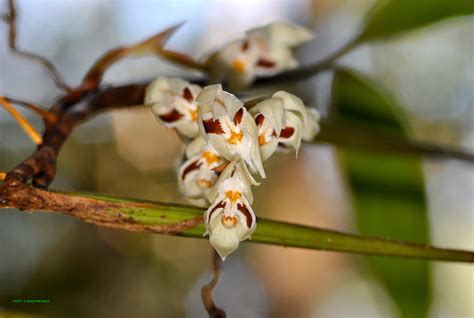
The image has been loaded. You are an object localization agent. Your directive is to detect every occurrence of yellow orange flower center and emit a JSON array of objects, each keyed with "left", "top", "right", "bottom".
[
  {"left": 258, "top": 134, "right": 266, "bottom": 146},
  {"left": 202, "top": 151, "right": 220, "bottom": 165},
  {"left": 225, "top": 191, "right": 242, "bottom": 202},
  {"left": 190, "top": 109, "right": 198, "bottom": 121},
  {"left": 227, "top": 130, "right": 243, "bottom": 145},
  {"left": 232, "top": 59, "right": 246, "bottom": 74}
]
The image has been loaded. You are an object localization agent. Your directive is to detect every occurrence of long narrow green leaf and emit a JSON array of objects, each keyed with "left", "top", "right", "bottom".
[
  {"left": 355, "top": 0, "right": 474, "bottom": 43},
  {"left": 5, "top": 189, "right": 467, "bottom": 263},
  {"left": 331, "top": 68, "right": 433, "bottom": 317}
]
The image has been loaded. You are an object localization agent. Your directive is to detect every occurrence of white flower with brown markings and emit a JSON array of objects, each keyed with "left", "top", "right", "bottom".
[
  {"left": 196, "top": 84, "right": 265, "bottom": 178},
  {"left": 205, "top": 161, "right": 256, "bottom": 260},
  {"left": 250, "top": 91, "right": 321, "bottom": 160},
  {"left": 146, "top": 77, "right": 201, "bottom": 138},
  {"left": 178, "top": 137, "right": 227, "bottom": 207},
  {"left": 145, "top": 77, "right": 321, "bottom": 260},
  {"left": 206, "top": 21, "right": 312, "bottom": 90}
]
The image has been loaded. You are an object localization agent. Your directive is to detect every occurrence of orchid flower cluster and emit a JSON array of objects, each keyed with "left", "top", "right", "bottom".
[
  {"left": 206, "top": 21, "right": 312, "bottom": 89},
  {"left": 144, "top": 22, "right": 320, "bottom": 260}
]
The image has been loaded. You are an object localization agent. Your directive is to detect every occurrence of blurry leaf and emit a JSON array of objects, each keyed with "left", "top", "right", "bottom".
[
  {"left": 331, "top": 68, "right": 431, "bottom": 318},
  {"left": 356, "top": 0, "right": 474, "bottom": 43}
]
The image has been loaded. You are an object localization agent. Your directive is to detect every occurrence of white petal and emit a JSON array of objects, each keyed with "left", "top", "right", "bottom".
[
  {"left": 208, "top": 161, "right": 255, "bottom": 203},
  {"left": 197, "top": 85, "right": 243, "bottom": 119},
  {"left": 249, "top": 21, "right": 312, "bottom": 47},
  {"left": 221, "top": 91, "right": 245, "bottom": 119},
  {"left": 185, "top": 136, "right": 208, "bottom": 159},
  {"left": 279, "top": 111, "right": 304, "bottom": 155},
  {"left": 208, "top": 217, "right": 241, "bottom": 261},
  {"left": 207, "top": 134, "right": 235, "bottom": 161},
  {"left": 260, "top": 138, "right": 279, "bottom": 161},
  {"left": 272, "top": 91, "right": 307, "bottom": 122},
  {"left": 207, "top": 210, "right": 255, "bottom": 260},
  {"left": 302, "top": 107, "right": 321, "bottom": 141},
  {"left": 175, "top": 121, "right": 199, "bottom": 138},
  {"left": 265, "top": 46, "right": 298, "bottom": 70},
  {"left": 196, "top": 84, "right": 222, "bottom": 115},
  {"left": 254, "top": 98, "right": 285, "bottom": 135},
  {"left": 242, "top": 111, "right": 266, "bottom": 178}
]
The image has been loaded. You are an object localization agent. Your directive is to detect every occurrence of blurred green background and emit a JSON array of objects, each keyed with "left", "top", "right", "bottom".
[{"left": 0, "top": 0, "right": 473, "bottom": 317}]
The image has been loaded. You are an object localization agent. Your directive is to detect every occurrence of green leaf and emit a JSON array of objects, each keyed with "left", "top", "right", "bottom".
[
  {"left": 355, "top": 0, "right": 474, "bottom": 43},
  {"left": 1, "top": 187, "right": 473, "bottom": 263},
  {"left": 331, "top": 68, "right": 432, "bottom": 317}
]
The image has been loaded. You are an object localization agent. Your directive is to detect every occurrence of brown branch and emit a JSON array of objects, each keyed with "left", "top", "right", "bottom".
[
  {"left": 4, "top": 0, "right": 72, "bottom": 92},
  {"left": 4, "top": 84, "right": 145, "bottom": 188},
  {"left": 201, "top": 251, "right": 227, "bottom": 318},
  {"left": 0, "top": 183, "right": 203, "bottom": 234}
]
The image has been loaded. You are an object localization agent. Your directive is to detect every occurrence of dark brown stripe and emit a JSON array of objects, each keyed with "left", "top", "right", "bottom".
[
  {"left": 279, "top": 127, "right": 295, "bottom": 139},
  {"left": 212, "top": 162, "right": 229, "bottom": 175},
  {"left": 203, "top": 119, "right": 224, "bottom": 134},
  {"left": 159, "top": 109, "right": 183, "bottom": 123},
  {"left": 181, "top": 160, "right": 202, "bottom": 180},
  {"left": 255, "top": 114, "right": 265, "bottom": 126},
  {"left": 182, "top": 87, "right": 194, "bottom": 102},
  {"left": 208, "top": 201, "right": 226, "bottom": 224},
  {"left": 233, "top": 108, "right": 244, "bottom": 125},
  {"left": 256, "top": 58, "right": 276, "bottom": 68},
  {"left": 241, "top": 39, "right": 250, "bottom": 51},
  {"left": 237, "top": 203, "right": 253, "bottom": 228}
]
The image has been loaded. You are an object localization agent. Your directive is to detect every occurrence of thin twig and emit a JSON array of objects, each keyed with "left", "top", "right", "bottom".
[
  {"left": 3, "top": 96, "right": 57, "bottom": 124},
  {"left": 0, "top": 96, "right": 42, "bottom": 144},
  {"left": 201, "top": 250, "right": 226, "bottom": 318},
  {"left": 4, "top": 0, "right": 72, "bottom": 92}
]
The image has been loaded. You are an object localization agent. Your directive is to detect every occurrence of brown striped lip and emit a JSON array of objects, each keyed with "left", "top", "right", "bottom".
[
  {"left": 233, "top": 108, "right": 244, "bottom": 125},
  {"left": 181, "top": 160, "right": 202, "bottom": 180},
  {"left": 208, "top": 201, "right": 226, "bottom": 224},
  {"left": 255, "top": 113, "right": 265, "bottom": 126},
  {"left": 256, "top": 58, "right": 276, "bottom": 68},
  {"left": 279, "top": 126, "right": 295, "bottom": 139},
  {"left": 159, "top": 109, "right": 183, "bottom": 123},
  {"left": 203, "top": 119, "right": 225, "bottom": 134},
  {"left": 237, "top": 203, "right": 253, "bottom": 228},
  {"left": 182, "top": 87, "right": 194, "bottom": 102}
]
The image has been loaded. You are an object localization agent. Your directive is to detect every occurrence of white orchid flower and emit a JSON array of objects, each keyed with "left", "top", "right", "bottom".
[
  {"left": 250, "top": 91, "right": 321, "bottom": 159},
  {"left": 196, "top": 84, "right": 266, "bottom": 178},
  {"left": 178, "top": 137, "right": 227, "bottom": 207},
  {"left": 205, "top": 161, "right": 256, "bottom": 260},
  {"left": 146, "top": 77, "right": 202, "bottom": 138},
  {"left": 206, "top": 21, "right": 312, "bottom": 90}
]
